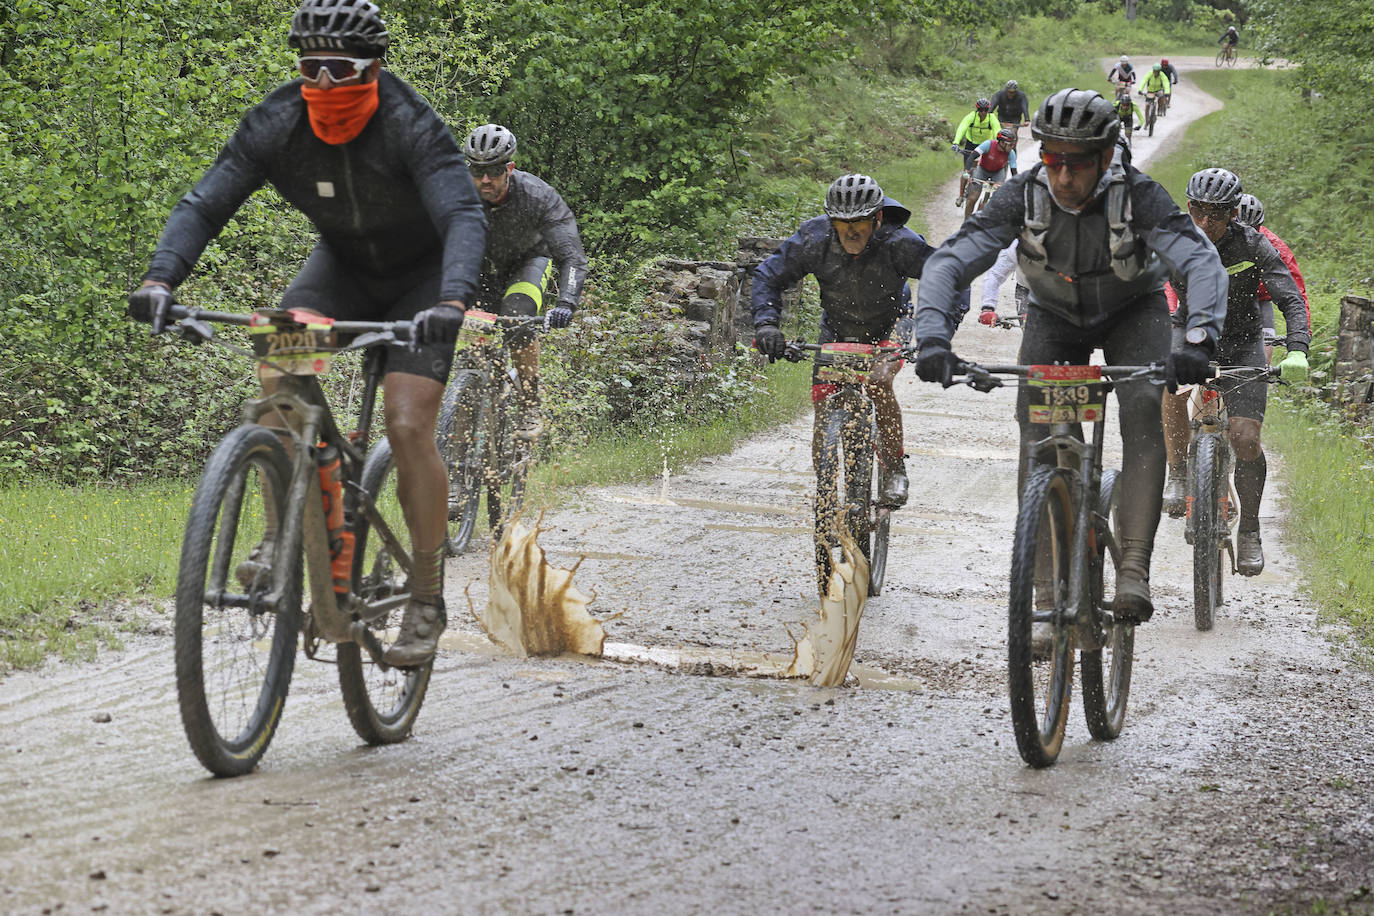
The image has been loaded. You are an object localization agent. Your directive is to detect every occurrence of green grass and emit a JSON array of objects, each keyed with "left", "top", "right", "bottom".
[
  {"left": 1264, "top": 400, "right": 1374, "bottom": 650},
  {"left": 0, "top": 479, "right": 192, "bottom": 671}
]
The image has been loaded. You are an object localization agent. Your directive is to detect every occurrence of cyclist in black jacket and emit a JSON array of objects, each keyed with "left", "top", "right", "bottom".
[
  {"left": 1163, "top": 168, "right": 1310, "bottom": 575},
  {"left": 752, "top": 174, "right": 967, "bottom": 507},
  {"left": 913, "top": 88, "right": 1229, "bottom": 624},
  {"left": 462, "top": 124, "right": 589, "bottom": 441},
  {"left": 127, "top": 0, "right": 487, "bottom": 667},
  {"left": 991, "top": 80, "right": 1032, "bottom": 138}
]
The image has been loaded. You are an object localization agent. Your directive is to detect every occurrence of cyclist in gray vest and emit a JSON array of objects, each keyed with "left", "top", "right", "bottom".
[
  {"left": 127, "top": 0, "right": 487, "bottom": 667},
  {"left": 912, "top": 88, "right": 1229, "bottom": 624},
  {"left": 462, "top": 124, "right": 589, "bottom": 441}
]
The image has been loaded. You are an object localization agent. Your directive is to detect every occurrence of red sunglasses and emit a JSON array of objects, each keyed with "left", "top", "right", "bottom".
[{"left": 1039, "top": 149, "right": 1100, "bottom": 173}]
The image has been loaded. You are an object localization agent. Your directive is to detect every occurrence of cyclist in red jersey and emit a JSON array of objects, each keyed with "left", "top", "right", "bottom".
[
  {"left": 964, "top": 128, "right": 1019, "bottom": 218},
  {"left": 1237, "top": 193, "right": 1309, "bottom": 363}
]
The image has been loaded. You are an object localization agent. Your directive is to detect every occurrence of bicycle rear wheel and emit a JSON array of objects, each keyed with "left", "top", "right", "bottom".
[
  {"left": 1081, "top": 469, "right": 1135, "bottom": 740},
  {"left": 1008, "top": 466, "right": 1075, "bottom": 768},
  {"left": 1192, "top": 435, "right": 1223, "bottom": 631},
  {"left": 338, "top": 437, "right": 433, "bottom": 744},
  {"left": 437, "top": 369, "right": 484, "bottom": 555},
  {"left": 175, "top": 425, "right": 300, "bottom": 777}
]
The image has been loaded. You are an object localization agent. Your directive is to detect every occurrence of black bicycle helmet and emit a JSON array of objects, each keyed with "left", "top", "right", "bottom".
[
  {"left": 1031, "top": 88, "right": 1120, "bottom": 148},
  {"left": 1186, "top": 167, "right": 1243, "bottom": 207},
  {"left": 1237, "top": 192, "right": 1265, "bottom": 227},
  {"left": 975, "top": 98, "right": 992, "bottom": 114},
  {"left": 824, "top": 174, "right": 884, "bottom": 220},
  {"left": 289, "top": 0, "right": 389, "bottom": 56},
  {"left": 463, "top": 124, "right": 517, "bottom": 166}
]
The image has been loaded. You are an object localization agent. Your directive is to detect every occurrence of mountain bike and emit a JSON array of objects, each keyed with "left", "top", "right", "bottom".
[
  {"left": 437, "top": 310, "right": 548, "bottom": 555},
  {"left": 780, "top": 340, "right": 915, "bottom": 598},
  {"left": 1181, "top": 365, "right": 1281, "bottom": 631},
  {"left": 963, "top": 175, "right": 1001, "bottom": 220},
  {"left": 955, "top": 360, "right": 1167, "bottom": 768},
  {"left": 1142, "top": 90, "right": 1161, "bottom": 137},
  {"left": 161, "top": 303, "right": 430, "bottom": 777},
  {"left": 1216, "top": 44, "right": 1238, "bottom": 67}
]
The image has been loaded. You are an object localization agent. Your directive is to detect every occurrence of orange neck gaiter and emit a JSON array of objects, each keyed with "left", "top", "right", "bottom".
[{"left": 300, "top": 81, "right": 379, "bottom": 145}]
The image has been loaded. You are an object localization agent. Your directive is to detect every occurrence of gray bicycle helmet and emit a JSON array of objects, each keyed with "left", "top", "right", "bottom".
[
  {"left": 464, "top": 124, "right": 517, "bottom": 166},
  {"left": 1005, "top": 79, "right": 1019, "bottom": 91},
  {"left": 824, "top": 174, "right": 884, "bottom": 220},
  {"left": 1031, "top": 88, "right": 1120, "bottom": 148},
  {"left": 289, "top": 0, "right": 389, "bottom": 56},
  {"left": 1237, "top": 193, "right": 1265, "bottom": 227},
  {"left": 1186, "top": 168, "right": 1243, "bottom": 207}
]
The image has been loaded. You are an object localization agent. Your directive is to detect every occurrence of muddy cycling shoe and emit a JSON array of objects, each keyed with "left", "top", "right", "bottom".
[
  {"left": 385, "top": 597, "right": 447, "bottom": 668},
  {"left": 1162, "top": 474, "right": 1187, "bottom": 518},
  {"left": 954, "top": 194, "right": 966, "bottom": 208},
  {"left": 1237, "top": 530, "right": 1265, "bottom": 576},
  {"left": 235, "top": 539, "right": 275, "bottom": 591},
  {"left": 516, "top": 407, "right": 544, "bottom": 442},
  {"left": 1112, "top": 571, "right": 1154, "bottom": 625},
  {"left": 878, "top": 463, "right": 909, "bottom": 507}
]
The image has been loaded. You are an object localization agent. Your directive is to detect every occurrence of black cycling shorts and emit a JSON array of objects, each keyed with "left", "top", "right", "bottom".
[
  {"left": 281, "top": 242, "right": 452, "bottom": 383},
  {"left": 1172, "top": 326, "right": 1268, "bottom": 421},
  {"left": 472, "top": 256, "right": 554, "bottom": 347}
]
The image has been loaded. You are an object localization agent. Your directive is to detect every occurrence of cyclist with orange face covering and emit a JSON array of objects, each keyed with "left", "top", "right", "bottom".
[{"left": 127, "top": 0, "right": 487, "bottom": 667}]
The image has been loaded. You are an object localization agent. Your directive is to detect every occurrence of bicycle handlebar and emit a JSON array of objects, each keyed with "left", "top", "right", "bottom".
[
  {"left": 953, "top": 361, "right": 1170, "bottom": 393},
  {"left": 779, "top": 340, "right": 919, "bottom": 363},
  {"left": 165, "top": 304, "right": 416, "bottom": 345}
]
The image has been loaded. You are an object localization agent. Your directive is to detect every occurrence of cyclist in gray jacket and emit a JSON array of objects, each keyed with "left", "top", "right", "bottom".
[
  {"left": 127, "top": 0, "right": 487, "bottom": 667},
  {"left": 462, "top": 124, "right": 588, "bottom": 441},
  {"left": 913, "top": 88, "right": 1230, "bottom": 623}
]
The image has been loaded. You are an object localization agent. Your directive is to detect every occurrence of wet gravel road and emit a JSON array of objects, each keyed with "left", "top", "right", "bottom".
[{"left": 2, "top": 59, "right": 1372, "bottom": 914}]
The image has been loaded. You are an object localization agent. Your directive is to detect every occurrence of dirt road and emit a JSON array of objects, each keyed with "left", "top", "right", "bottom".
[{"left": 2, "top": 59, "right": 1371, "bottom": 914}]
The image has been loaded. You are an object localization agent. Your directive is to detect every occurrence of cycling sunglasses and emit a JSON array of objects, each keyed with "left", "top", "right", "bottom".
[
  {"left": 298, "top": 56, "right": 376, "bottom": 82},
  {"left": 469, "top": 163, "right": 510, "bottom": 179},
  {"left": 1038, "top": 149, "right": 1100, "bottom": 173},
  {"left": 1187, "top": 200, "right": 1233, "bottom": 221}
]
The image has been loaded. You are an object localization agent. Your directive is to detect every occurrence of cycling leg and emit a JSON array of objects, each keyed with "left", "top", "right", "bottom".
[
  {"left": 866, "top": 353, "right": 907, "bottom": 506},
  {"left": 500, "top": 258, "right": 554, "bottom": 440}
]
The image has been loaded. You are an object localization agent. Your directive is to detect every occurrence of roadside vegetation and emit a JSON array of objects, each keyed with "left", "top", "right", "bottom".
[
  {"left": 1143, "top": 62, "right": 1374, "bottom": 649},
  {"left": 0, "top": 0, "right": 1249, "bottom": 669}
]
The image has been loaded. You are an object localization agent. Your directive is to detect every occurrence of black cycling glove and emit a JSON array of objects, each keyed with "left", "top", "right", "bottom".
[
  {"left": 413, "top": 304, "right": 466, "bottom": 345},
  {"left": 754, "top": 325, "right": 786, "bottom": 360},
  {"left": 546, "top": 306, "right": 573, "bottom": 329},
  {"left": 1166, "top": 343, "right": 1212, "bottom": 392},
  {"left": 915, "top": 339, "right": 961, "bottom": 387},
  {"left": 127, "top": 284, "right": 175, "bottom": 335}
]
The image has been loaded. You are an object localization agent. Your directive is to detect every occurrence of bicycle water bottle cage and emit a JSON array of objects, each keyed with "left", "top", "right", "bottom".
[
  {"left": 249, "top": 309, "right": 336, "bottom": 377},
  {"left": 454, "top": 309, "right": 499, "bottom": 350},
  {"left": 816, "top": 342, "right": 877, "bottom": 384},
  {"left": 1026, "top": 365, "right": 1105, "bottom": 424}
]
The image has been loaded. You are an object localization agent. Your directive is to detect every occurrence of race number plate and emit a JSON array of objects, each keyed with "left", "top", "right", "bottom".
[
  {"left": 816, "top": 342, "right": 877, "bottom": 384},
  {"left": 249, "top": 310, "right": 335, "bottom": 376},
  {"left": 454, "top": 309, "right": 499, "bottom": 350},
  {"left": 1027, "top": 364, "right": 1106, "bottom": 423}
]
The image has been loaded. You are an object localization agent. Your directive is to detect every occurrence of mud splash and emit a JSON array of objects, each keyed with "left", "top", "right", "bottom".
[
  {"left": 785, "top": 532, "right": 870, "bottom": 687},
  {"left": 471, "top": 516, "right": 611, "bottom": 657}
]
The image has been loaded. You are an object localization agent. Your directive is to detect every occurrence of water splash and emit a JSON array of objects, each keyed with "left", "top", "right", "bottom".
[{"left": 785, "top": 528, "right": 871, "bottom": 687}]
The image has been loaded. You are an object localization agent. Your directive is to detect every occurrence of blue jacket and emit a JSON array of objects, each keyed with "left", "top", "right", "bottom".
[{"left": 752, "top": 197, "right": 964, "bottom": 338}]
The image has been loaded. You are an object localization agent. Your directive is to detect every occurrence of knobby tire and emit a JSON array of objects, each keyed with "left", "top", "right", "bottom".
[
  {"left": 1008, "top": 466, "right": 1075, "bottom": 767},
  {"left": 437, "top": 370, "right": 484, "bottom": 555},
  {"left": 1192, "top": 435, "right": 1223, "bottom": 631},
  {"left": 175, "top": 425, "right": 300, "bottom": 778},
  {"left": 1080, "top": 469, "right": 1135, "bottom": 740},
  {"left": 338, "top": 436, "right": 434, "bottom": 743},
  {"left": 485, "top": 385, "right": 529, "bottom": 542}
]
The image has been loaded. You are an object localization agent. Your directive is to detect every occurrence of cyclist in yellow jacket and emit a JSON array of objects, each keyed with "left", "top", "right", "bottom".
[
  {"left": 1139, "top": 64, "right": 1172, "bottom": 116},
  {"left": 953, "top": 98, "right": 1002, "bottom": 207}
]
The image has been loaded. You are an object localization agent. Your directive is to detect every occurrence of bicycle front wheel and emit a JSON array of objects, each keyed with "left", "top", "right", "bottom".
[
  {"left": 175, "top": 425, "right": 301, "bottom": 777},
  {"left": 485, "top": 387, "right": 530, "bottom": 542},
  {"left": 1192, "top": 435, "right": 1223, "bottom": 631},
  {"left": 337, "top": 436, "right": 433, "bottom": 744},
  {"left": 437, "top": 369, "right": 484, "bottom": 555},
  {"left": 1081, "top": 469, "right": 1134, "bottom": 740},
  {"left": 865, "top": 416, "right": 888, "bottom": 596},
  {"left": 1215, "top": 48, "right": 1227, "bottom": 67},
  {"left": 1146, "top": 100, "right": 1156, "bottom": 136},
  {"left": 1008, "top": 466, "right": 1075, "bottom": 768},
  {"left": 814, "top": 406, "right": 872, "bottom": 597}
]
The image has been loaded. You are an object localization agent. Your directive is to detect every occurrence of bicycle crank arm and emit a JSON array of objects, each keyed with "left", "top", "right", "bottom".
[{"left": 350, "top": 619, "right": 392, "bottom": 669}]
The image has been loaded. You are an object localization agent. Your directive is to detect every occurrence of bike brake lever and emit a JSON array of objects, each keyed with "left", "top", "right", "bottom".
[{"left": 176, "top": 317, "right": 215, "bottom": 344}]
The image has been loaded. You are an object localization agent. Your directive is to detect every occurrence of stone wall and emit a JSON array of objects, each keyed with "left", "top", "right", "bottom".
[{"left": 1332, "top": 294, "right": 1374, "bottom": 420}]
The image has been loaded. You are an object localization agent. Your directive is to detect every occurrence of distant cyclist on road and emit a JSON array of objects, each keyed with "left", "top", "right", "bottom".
[
  {"left": 913, "top": 88, "right": 1230, "bottom": 624},
  {"left": 1140, "top": 64, "right": 1172, "bottom": 116},
  {"left": 953, "top": 98, "right": 1002, "bottom": 208},
  {"left": 126, "top": 0, "right": 488, "bottom": 667},
  {"left": 1161, "top": 169, "right": 1310, "bottom": 577},
  {"left": 1161, "top": 59, "right": 1181, "bottom": 90},
  {"left": 1108, "top": 55, "right": 1136, "bottom": 94},
  {"left": 1220, "top": 25, "right": 1240, "bottom": 50},
  {"left": 991, "top": 80, "right": 1032, "bottom": 139},
  {"left": 752, "top": 174, "right": 968, "bottom": 507},
  {"left": 964, "top": 127, "right": 1019, "bottom": 219},
  {"left": 1237, "top": 192, "right": 1309, "bottom": 363},
  {"left": 1115, "top": 95, "right": 1144, "bottom": 143},
  {"left": 461, "top": 123, "right": 588, "bottom": 442}
]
